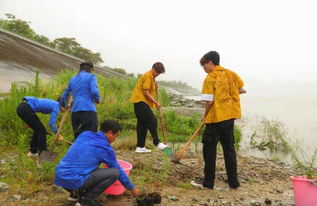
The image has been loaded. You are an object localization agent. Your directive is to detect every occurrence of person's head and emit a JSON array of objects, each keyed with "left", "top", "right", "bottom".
[
  {"left": 100, "top": 119, "right": 122, "bottom": 144},
  {"left": 152, "top": 62, "right": 165, "bottom": 77},
  {"left": 80, "top": 61, "right": 94, "bottom": 73},
  {"left": 200, "top": 51, "right": 220, "bottom": 73}
]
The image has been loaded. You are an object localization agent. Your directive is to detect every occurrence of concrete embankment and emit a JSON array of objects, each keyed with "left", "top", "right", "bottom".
[{"left": 0, "top": 28, "right": 128, "bottom": 92}]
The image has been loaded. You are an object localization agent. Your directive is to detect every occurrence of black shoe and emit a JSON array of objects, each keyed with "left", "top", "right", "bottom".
[
  {"left": 75, "top": 197, "right": 102, "bottom": 206},
  {"left": 229, "top": 182, "right": 240, "bottom": 189}
]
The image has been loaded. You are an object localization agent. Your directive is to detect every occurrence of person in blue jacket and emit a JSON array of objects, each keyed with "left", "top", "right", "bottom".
[
  {"left": 60, "top": 61, "right": 100, "bottom": 139},
  {"left": 54, "top": 119, "right": 140, "bottom": 206},
  {"left": 16, "top": 96, "right": 65, "bottom": 156}
]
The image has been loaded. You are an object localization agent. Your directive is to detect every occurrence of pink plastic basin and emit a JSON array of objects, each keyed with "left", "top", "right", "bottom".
[
  {"left": 104, "top": 160, "right": 133, "bottom": 195},
  {"left": 291, "top": 176, "right": 317, "bottom": 206}
]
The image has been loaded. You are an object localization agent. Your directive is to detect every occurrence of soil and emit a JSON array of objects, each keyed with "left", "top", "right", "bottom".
[{"left": 0, "top": 149, "right": 296, "bottom": 206}]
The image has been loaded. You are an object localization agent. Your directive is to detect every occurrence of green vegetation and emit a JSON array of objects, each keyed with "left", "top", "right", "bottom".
[
  {"left": 249, "top": 117, "right": 288, "bottom": 153},
  {"left": 159, "top": 109, "right": 201, "bottom": 142},
  {"left": 0, "top": 70, "right": 243, "bottom": 192},
  {"left": 249, "top": 117, "right": 317, "bottom": 178},
  {"left": 283, "top": 141, "right": 317, "bottom": 179},
  {"left": 130, "top": 155, "right": 170, "bottom": 193},
  {"left": 0, "top": 70, "right": 204, "bottom": 189},
  {"left": 0, "top": 14, "right": 103, "bottom": 64}
]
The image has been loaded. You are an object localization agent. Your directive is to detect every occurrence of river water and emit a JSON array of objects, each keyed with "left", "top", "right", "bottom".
[{"left": 184, "top": 95, "right": 317, "bottom": 158}]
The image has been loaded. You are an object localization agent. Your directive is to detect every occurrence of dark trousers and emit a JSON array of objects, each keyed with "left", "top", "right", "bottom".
[
  {"left": 67, "top": 168, "right": 119, "bottom": 199},
  {"left": 71, "top": 111, "right": 98, "bottom": 139},
  {"left": 134, "top": 102, "right": 159, "bottom": 147},
  {"left": 16, "top": 102, "right": 47, "bottom": 153},
  {"left": 202, "top": 119, "right": 240, "bottom": 189}
]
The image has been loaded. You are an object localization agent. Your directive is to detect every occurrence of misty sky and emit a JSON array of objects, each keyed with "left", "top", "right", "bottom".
[{"left": 1, "top": 0, "right": 317, "bottom": 96}]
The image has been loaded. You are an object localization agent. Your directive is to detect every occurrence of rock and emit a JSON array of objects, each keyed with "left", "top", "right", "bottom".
[
  {"left": 191, "top": 197, "right": 198, "bottom": 202},
  {"left": 239, "top": 197, "right": 246, "bottom": 201},
  {"left": 215, "top": 186, "right": 229, "bottom": 191},
  {"left": 0, "top": 182, "right": 9, "bottom": 192},
  {"left": 12, "top": 194, "right": 21, "bottom": 200},
  {"left": 187, "top": 103, "right": 194, "bottom": 108},
  {"left": 249, "top": 194, "right": 258, "bottom": 198},
  {"left": 264, "top": 198, "right": 272, "bottom": 205},
  {"left": 250, "top": 200, "right": 262, "bottom": 206},
  {"left": 38, "top": 194, "right": 48, "bottom": 200},
  {"left": 240, "top": 178, "right": 248, "bottom": 183},
  {"left": 167, "top": 195, "right": 179, "bottom": 201},
  {"left": 22, "top": 199, "right": 37, "bottom": 203},
  {"left": 275, "top": 188, "right": 283, "bottom": 193}
]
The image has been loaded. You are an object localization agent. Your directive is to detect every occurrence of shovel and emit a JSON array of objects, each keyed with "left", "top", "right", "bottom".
[
  {"left": 38, "top": 96, "right": 72, "bottom": 163},
  {"left": 156, "top": 87, "right": 173, "bottom": 155},
  {"left": 171, "top": 122, "right": 204, "bottom": 163}
]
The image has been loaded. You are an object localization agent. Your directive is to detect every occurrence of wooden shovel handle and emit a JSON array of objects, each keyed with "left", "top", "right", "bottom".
[
  {"left": 183, "top": 122, "right": 204, "bottom": 148},
  {"left": 158, "top": 109, "right": 167, "bottom": 143},
  {"left": 49, "top": 96, "right": 73, "bottom": 154},
  {"left": 174, "top": 122, "right": 204, "bottom": 161},
  {"left": 156, "top": 87, "right": 167, "bottom": 143}
]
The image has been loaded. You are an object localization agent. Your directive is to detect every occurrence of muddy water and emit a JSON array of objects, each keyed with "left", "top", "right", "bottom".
[
  {"left": 184, "top": 95, "right": 317, "bottom": 158},
  {"left": 241, "top": 96, "right": 317, "bottom": 152}
]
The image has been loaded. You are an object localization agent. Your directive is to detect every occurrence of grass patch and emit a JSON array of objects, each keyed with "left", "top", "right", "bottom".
[{"left": 0, "top": 70, "right": 243, "bottom": 190}]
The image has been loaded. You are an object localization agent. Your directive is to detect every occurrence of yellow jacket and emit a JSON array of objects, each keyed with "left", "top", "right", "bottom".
[
  {"left": 201, "top": 65, "right": 244, "bottom": 123},
  {"left": 130, "top": 70, "right": 156, "bottom": 108}
]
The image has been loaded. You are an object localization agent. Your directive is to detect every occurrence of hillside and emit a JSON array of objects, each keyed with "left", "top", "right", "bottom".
[{"left": 0, "top": 28, "right": 128, "bottom": 92}]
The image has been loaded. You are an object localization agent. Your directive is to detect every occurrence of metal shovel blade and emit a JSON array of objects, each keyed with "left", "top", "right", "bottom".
[{"left": 38, "top": 150, "right": 58, "bottom": 163}]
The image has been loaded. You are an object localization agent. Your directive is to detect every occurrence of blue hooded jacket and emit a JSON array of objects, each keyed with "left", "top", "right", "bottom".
[
  {"left": 54, "top": 131, "right": 135, "bottom": 190},
  {"left": 60, "top": 70, "right": 100, "bottom": 112},
  {"left": 23, "top": 96, "right": 60, "bottom": 134}
]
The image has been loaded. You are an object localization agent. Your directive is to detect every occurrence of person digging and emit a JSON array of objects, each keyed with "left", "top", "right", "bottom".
[
  {"left": 130, "top": 62, "right": 168, "bottom": 153},
  {"left": 60, "top": 61, "right": 100, "bottom": 139},
  {"left": 191, "top": 51, "right": 246, "bottom": 190},
  {"left": 54, "top": 119, "right": 140, "bottom": 206},
  {"left": 16, "top": 96, "right": 65, "bottom": 158}
]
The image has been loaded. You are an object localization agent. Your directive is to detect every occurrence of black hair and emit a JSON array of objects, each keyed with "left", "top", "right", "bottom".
[
  {"left": 152, "top": 62, "right": 165, "bottom": 73},
  {"left": 57, "top": 96, "right": 65, "bottom": 107},
  {"left": 80, "top": 62, "right": 94, "bottom": 72},
  {"left": 100, "top": 119, "right": 122, "bottom": 133},
  {"left": 202, "top": 51, "right": 220, "bottom": 65}
]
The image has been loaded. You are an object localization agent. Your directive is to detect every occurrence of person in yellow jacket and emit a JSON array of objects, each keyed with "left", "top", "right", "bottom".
[
  {"left": 130, "top": 62, "right": 168, "bottom": 153},
  {"left": 191, "top": 51, "right": 246, "bottom": 190}
]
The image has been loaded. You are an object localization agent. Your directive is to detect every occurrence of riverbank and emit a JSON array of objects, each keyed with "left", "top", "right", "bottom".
[{"left": 0, "top": 148, "right": 296, "bottom": 206}]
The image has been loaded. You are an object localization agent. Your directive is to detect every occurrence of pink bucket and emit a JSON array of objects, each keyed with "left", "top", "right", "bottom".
[
  {"left": 291, "top": 176, "right": 317, "bottom": 206},
  {"left": 104, "top": 160, "right": 133, "bottom": 195}
]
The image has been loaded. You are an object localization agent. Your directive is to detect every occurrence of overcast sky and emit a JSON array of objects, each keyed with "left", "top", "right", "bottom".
[{"left": 1, "top": 0, "right": 317, "bottom": 96}]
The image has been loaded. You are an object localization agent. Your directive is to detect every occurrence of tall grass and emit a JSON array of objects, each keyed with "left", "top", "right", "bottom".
[
  {"left": 0, "top": 70, "right": 243, "bottom": 189},
  {"left": 1, "top": 69, "right": 243, "bottom": 146},
  {"left": 0, "top": 70, "right": 205, "bottom": 146}
]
